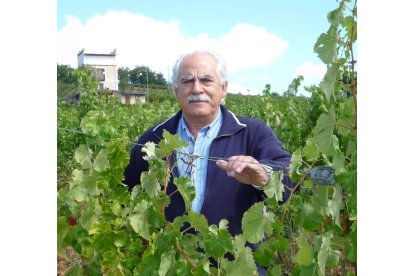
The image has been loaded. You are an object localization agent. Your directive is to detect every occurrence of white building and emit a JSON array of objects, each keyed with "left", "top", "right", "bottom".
[{"left": 77, "top": 49, "right": 118, "bottom": 90}]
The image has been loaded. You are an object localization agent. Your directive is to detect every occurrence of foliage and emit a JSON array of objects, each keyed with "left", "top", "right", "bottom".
[
  {"left": 121, "top": 65, "right": 168, "bottom": 86},
  {"left": 57, "top": 64, "right": 77, "bottom": 84},
  {"left": 57, "top": 1, "right": 357, "bottom": 274}
]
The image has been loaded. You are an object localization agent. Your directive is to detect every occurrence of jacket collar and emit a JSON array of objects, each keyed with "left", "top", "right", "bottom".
[
  {"left": 217, "top": 105, "right": 246, "bottom": 137},
  {"left": 152, "top": 105, "right": 246, "bottom": 140}
]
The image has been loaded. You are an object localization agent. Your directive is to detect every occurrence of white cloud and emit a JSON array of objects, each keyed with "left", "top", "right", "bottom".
[
  {"left": 219, "top": 23, "right": 288, "bottom": 73},
  {"left": 58, "top": 10, "right": 289, "bottom": 84},
  {"left": 294, "top": 61, "right": 326, "bottom": 82}
]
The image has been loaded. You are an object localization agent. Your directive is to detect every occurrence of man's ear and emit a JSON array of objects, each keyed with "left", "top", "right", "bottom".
[{"left": 221, "top": 81, "right": 228, "bottom": 98}]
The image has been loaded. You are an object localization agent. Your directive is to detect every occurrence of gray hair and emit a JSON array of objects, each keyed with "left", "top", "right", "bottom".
[{"left": 171, "top": 50, "right": 228, "bottom": 91}]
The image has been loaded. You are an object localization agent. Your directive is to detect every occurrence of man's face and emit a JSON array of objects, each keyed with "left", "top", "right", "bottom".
[{"left": 175, "top": 53, "right": 227, "bottom": 122}]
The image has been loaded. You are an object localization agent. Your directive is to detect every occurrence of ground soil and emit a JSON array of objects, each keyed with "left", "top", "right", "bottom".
[{"left": 57, "top": 247, "right": 79, "bottom": 275}]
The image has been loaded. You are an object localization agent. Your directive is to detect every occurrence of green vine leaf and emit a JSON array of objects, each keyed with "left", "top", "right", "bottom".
[
  {"left": 185, "top": 211, "right": 209, "bottom": 234},
  {"left": 295, "top": 203, "right": 323, "bottom": 231},
  {"left": 94, "top": 148, "right": 109, "bottom": 172},
  {"left": 327, "top": 3, "right": 345, "bottom": 27},
  {"left": 242, "top": 202, "right": 275, "bottom": 243},
  {"left": 159, "top": 247, "right": 175, "bottom": 276},
  {"left": 79, "top": 198, "right": 102, "bottom": 230},
  {"left": 342, "top": 15, "right": 357, "bottom": 42},
  {"left": 69, "top": 169, "right": 87, "bottom": 202},
  {"left": 336, "top": 117, "right": 354, "bottom": 137},
  {"left": 328, "top": 186, "right": 342, "bottom": 227},
  {"left": 203, "top": 228, "right": 233, "bottom": 259},
  {"left": 101, "top": 250, "right": 122, "bottom": 274},
  {"left": 264, "top": 171, "right": 284, "bottom": 202},
  {"left": 142, "top": 141, "right": 157, "bottom": 161},
  {"left": 57, "top": 216, "right": 69, "bottom": 256},
  {"left": 222, "top": 235, "right": 257, "bottom": 275},
  {"left": 314, "top": 26, "right": 338, "bottom": 64},
  {"left": 302, "top": 137, "right": 319, "bottom": 161},
  {"left": 136, "top": 250, "right": 161, "bottom": 275},
  {"left": 320, "top": 63, "right": 340, "bottom": 102},
  {"left": 129, "top": 200, "right": 151, "bottom": 240},
  {"left": 254, "top": 240, "right": 274, "bottom": 267},
  {"left": 313, "top": 106, "right": 338, "bottom": 157},
  {"left": 294, "top": 232, "right": 314, "bottom": 266},
  {"left": 290, "top": 149, "right": 302, "bottom": 170},
  {"left": 140, "top": 168, "right": 161, "bottom": 197},
  {"left": 74, "top": 144, "right": 93, "bottom": 169},
  {"left": 173, "top": 176, "right": 195, "bottom": 211},
  {"left": 157, "top": 130, "right": 188, "bottom": 158},
  {"left": 317, "top": 232, "right": 333, "bottom": 276}
]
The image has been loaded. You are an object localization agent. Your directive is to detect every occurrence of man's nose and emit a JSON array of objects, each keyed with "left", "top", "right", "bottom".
[{"left": 191, "top": 79, "right": 203, "bottom": 93}]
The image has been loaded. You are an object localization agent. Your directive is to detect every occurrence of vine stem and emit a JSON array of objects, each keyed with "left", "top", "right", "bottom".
[
  {"left": 181, "top": 226, "right": 193, "bottom": 234},
  {"left": 280, "top": 181, "right": 302, "bottom": 224},
  {"left": 175, "top": 242, "right": 191, "bottom": 263},
  {"left": 349, "top": 4, "right": 357, "bottom": 129},
  {"left": 280, "top": 160, "right": 315, "bottom": 223},
  {"left": 191, "top": 256, "right": 210, "bottom": 273},
  {"left": 162, "top": 156, "right": 171, "bottom": 215}
]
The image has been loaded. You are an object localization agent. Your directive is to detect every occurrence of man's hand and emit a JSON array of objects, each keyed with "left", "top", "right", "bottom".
[{"left": 216, "top": 155, "right": 269, "bottom": 187}]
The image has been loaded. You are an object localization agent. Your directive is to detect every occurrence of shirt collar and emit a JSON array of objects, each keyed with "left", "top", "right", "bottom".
[{"left": 179, "top": 109, "right": 223, "bottom": 139}]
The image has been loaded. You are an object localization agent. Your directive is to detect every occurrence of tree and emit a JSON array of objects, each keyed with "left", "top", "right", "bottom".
[
  {"left": 127, "top": 65, "right": 167, "bottom": 86},
  {"left": 155, "top": 72, "right": 167, "bottom": 85},
  {"left": 118, "top": 67, "right": 130, "bottom": 90},
  {"left": 57, "top": 64, "right": 77, "bottom": 84},
  {"left": 262, "top": 84, "right": 271, "bottom": 96}
]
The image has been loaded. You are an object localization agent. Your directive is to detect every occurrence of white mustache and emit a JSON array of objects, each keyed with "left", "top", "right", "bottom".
[{"left": 187, "top": 94, "right": 212, "bottom": 103}]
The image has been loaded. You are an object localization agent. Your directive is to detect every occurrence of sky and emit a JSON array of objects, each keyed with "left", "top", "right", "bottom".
[{"left": 57, "top": 0, "right": 341, "bottom": 96}]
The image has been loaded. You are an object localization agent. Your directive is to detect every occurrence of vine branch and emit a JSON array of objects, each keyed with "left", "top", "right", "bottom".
[
  {"left": 349, "top": 3, "right": 357, "bottom": 129},
  {"left": 162, "top": 156, "right": 171, "bottom": 214}
]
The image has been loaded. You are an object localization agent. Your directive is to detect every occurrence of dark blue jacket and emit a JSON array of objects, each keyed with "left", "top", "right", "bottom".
[{"left": 123, "top": 105, "right": 293, "bottom": 236}]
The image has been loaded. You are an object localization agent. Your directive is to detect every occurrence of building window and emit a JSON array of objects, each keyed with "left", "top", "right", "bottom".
[{"left": 96, "top": 68, "right": 105, "bottom": 81}]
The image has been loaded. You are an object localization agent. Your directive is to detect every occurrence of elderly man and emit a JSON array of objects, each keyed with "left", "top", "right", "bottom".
[{"left": 123, "top": 50, "right": 292, "bottom": 237}]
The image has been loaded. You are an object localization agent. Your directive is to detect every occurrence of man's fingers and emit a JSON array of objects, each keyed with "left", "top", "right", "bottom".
[
  {"left": 227, "top": 157, "right": 248, "bottom": 172},
  {"left": 216, "top": 157, "right": 267, "bottom": 185},
  {"left": 216, "top": 158, "right": 251, "bottom": 176},
  {"left": 216, "top": 160, "right": 228, "bottom": 171},
  {"left": 216, "top": 160, "right": 237, "bottom": 177}
]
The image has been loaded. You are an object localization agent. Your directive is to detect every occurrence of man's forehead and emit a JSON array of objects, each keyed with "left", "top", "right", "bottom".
[
  {"left": 181, "top": 73, "right": 214, "bottom": 80},
  {"left": 180, "top": 60, "right": 216, "bottom": 77}
]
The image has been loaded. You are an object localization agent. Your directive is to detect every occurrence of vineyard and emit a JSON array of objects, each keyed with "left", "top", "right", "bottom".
[{"left": 57, "top": 1, "right": 357, "bottom": 275}]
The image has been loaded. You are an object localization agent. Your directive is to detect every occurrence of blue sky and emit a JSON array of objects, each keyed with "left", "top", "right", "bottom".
[{"left": 58, "top": 0, "right": 341, "bottom": 96}]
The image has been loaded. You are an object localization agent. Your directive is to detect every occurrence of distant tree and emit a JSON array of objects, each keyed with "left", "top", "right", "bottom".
[
  {"left": 57, "top": 64, "right": 76, "bottom": 84},
  {"left": 155, "top": 72, "right": 167, "bottom": 85},
  {"left": 262, "top": 84, "right": 271, "bottom": 96},
  {"left": 118, "top": 67, "right": 130, "bottom": 90},
  {"left": 118, "top": 67, "right": 130, "bottom": 83},
  {"left": 128, "top": 65, "right": 167, "bottom": 86}
]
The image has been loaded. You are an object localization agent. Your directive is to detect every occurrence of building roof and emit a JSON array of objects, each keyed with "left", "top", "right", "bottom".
[
  {"left": 77, "top": 48, "right": 117, "bottom": 57},
  {"left": 98, "top": 90, "right": 146, "bottom": 96},
  {"left": 120, "top": 90, "right": 146, "bottom": 96}
]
